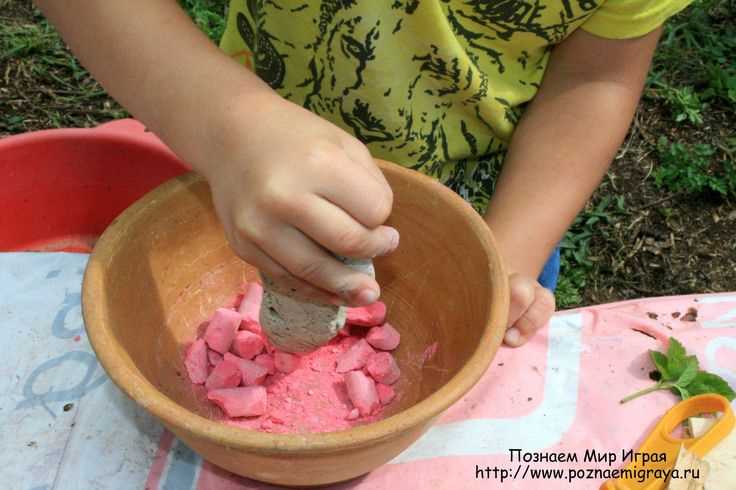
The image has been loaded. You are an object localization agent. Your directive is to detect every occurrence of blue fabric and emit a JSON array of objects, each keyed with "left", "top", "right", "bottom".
[{"left": 537, "top": 246, "right": 561, "bottom": 292}]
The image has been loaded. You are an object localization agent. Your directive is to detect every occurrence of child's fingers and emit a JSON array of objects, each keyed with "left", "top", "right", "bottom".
[
  {"left": 507, "top": 287, "right": 555, "bottom": 347},
  {"left": 255, "top": 223, "right": 380, "bottom": 306},
  {"left": 316, "top": 155, "right": 394, "bottom": 230},
  {"left": 506, "top": 273, "right": 535, "bottom": 326},
  {"left": 341, "top": 137, "right": 388, "bottom": 184},
  {"left": 229, "top": 233, "right": 341, "bottom": 305},
  {"left": 504, "top": 275, "right": 555, "bottom": 347},
  {"left": 288, "top": 195, "right": 399, "bottom": 259}
]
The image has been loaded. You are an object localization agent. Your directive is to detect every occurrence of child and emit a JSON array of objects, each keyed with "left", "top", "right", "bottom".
[{"left": 35, "top": 0, "right": 691, "bottom": 347}]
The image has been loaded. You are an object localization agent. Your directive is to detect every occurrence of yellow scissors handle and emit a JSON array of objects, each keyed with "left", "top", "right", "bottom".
[{"left": 601, "top": 394, "right": 734, "bottom": 490}]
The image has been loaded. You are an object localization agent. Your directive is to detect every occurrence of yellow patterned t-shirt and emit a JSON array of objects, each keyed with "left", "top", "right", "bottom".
[{"left": 220, "top": 0, "right": 690, "bottom": 210}]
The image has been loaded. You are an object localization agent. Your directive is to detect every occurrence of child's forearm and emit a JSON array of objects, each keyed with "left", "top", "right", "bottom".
[
  {"left": 484, "top": 28, "right": 662, "bottom": 279},
  {"left": 34, "top": 0, "right": 274, "bottom": 172}
]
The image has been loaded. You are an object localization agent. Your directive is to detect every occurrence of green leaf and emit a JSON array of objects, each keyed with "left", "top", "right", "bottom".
[
  {"left": 673, "top": 385, "right": 691, "bottom": 400},
  {"left": 650, "top": 350, "right": 671, "bottom": 380},
  {"left": 624, "top": 336, "right": 736, "bottom": 404},
  {"left": 676, "top": 357, "right": 699, "bottom": 386},
  {"left": 667, "top": 337, "right": 687, "bottom": 362},
  {"left": 688, "top": 372, "right": 736, "bottom": 401},
  {"left": 665, "top": 338, "right": 690, "bottom": 379}
]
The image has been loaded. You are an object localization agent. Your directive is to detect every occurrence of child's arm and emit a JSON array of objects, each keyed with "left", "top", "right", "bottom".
[
  {"left": 485, "top": 27, "right": 662, "bottom": 346},
  {"left": 35, "top": 0, "right": 396, "bottom": 306}
]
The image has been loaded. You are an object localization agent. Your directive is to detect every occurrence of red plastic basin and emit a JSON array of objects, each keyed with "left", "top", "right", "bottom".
[{"left": 0, "top": 119, "right": 189, "bottom": 252}]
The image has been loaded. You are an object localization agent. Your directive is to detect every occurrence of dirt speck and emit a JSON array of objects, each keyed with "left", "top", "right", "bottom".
[
  {"left": 63, "top": 403, "right": 74, "bottom": 412},
  {"left": 646, "top": 312, "right": 659, "bottom": 320},
  {"left": 681, "top": 307, "right": 698, "bottom": 322},
  {"left": 631, "top": 328, "right": 657, "bottom": 340}
]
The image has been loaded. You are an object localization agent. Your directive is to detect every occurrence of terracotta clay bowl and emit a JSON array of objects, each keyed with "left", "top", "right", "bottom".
[{"left": 82, "top": 161, "right": 509, "bottom": 486}]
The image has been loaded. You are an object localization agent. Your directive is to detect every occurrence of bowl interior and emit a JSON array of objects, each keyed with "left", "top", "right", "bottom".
[{"left": 90, "top": 167, "right": 505, "bottom": 435}]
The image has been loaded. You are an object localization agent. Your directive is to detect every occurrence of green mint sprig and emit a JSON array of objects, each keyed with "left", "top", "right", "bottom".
[{"left": 620, "top": 337, "right": 735, "bottom": 404}]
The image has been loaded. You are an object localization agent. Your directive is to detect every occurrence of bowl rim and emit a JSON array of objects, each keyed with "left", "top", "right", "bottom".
[{"left": 82, "top": 161, "right": 509, "bottom": 454}]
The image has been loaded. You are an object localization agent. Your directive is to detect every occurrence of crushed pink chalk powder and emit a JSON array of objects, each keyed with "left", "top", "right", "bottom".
[
  {"left": 184, "top": 281, "right": 408, "bottom": 434},
  {"left": 422, "top": 341, "right": 439, "bottom": 363},
  {"left": 228, "top": 337, "right": 385, "bottom": 433}
]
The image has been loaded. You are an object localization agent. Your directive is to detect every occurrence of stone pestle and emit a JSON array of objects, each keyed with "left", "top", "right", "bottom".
[{"left": 259, "top": 257, "right": 375, "bottom": 353}]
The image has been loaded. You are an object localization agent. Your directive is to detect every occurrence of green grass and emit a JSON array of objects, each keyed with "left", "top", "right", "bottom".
[
  {"left": 556, "top": 196, "right": 627, "bottom": 308},
  {"left": 178, "top": 0, "right": 227, "bottom": 42},
  {"left": 652, "top": 82, "right": 705, "bottom": 125},
  {"left": 0, "top": 1, "right": 227, "bottom": 134},
  {"left": 646, "top": 1, "right": 736, "bottom": 197},
  {"left": 646, "top": 0, "right": 736, "bottom": 123},
  {"left": 0, "top": 14, "right": 128, "bottom": 133},
  {"left": 704, "top": 62, "right": 736, "bottom": 104},
  {"left": 654, "top": 136, "right": 736, "bottom": 197},
  {"left": 1, "top": 21, "right": 58, "bottom": 61},
  {"left": 0, "top": 0, "right": 225, "bottom": 135}
]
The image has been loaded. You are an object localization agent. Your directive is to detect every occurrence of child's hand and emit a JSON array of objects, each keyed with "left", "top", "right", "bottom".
[
  {"left": 503, "top": 273, "right": 556, "bottom": 347},
  {"left": 31, "top": 0, "right": 396, "bottom": 305},
  {"left": 203, "top": 93, "right": 398, "bottom": 306}
]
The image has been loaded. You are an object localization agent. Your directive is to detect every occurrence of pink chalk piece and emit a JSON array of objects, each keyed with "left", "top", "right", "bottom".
[
  {"left": 222, "top": 293, "right": 242, "bottom": 310},
  {"left": 336, "top": 338, "right": 375, "bottom": 373},
  {"left": 241, "top": 321, "right": 263, "bottom": 335},
  {"left": 231, "top": 330, "right": 264, "bottom": 360},
  {"left": 366, "top": 323, "right": 401, "bottom": 351},
  {"left": 345, "top": 408, "right": 360, "bottom": 420},
  {"left": 207, "top": 350, "right": 224, "bottom": 367},
  {"left": 339, "top": 335, "right": 360, "bottom": 350},
  {"left": 376, "top": 383, "right": 396, "bottom": 405},
  {"left": 184, "top": 338, "right": 209, "bottom": 384},
  {"left": 366, "top": 352, "right": 400, "bottom": 385},
  {"left": 309, "top": 355, "right": 335, "bottom": 373},
  {"left": 422, "top": 341, "right": 439, "bottom": 363},
  {"left": 254, "top": 353, "right": 276, "bottom": 375},
  {"left": 260, "top": 419, "right": 274, "bottom": 431},
  {"left": 205, "top": 359, "right": 242, "bottom": 390},
  {"left": 73, "top": 335, "right": 81, "bottom": 342},
  {"left": 224, "top": 353, "right": 269, "bottom": 386},
  {"left": 268, "top": 412, "right": 286, "bottom": 425},
  {"left": 274, "top": 352, "right": 300, "bottom": 374},
  {"left": 204, "top": 308, "right": 242, "bottom": 354},
  {"left": 238, "top": 282, "right": 263, "bottom": 325},
  {"left": 346, "top": 301, "right": 387, "bottom": 327},
  {"left": 232, "top": 292, "right": 245, "bottom": 310},
  {"left": 208, "top": 386, "right": 268, "bottom": 418},
  {"left": 262, "top": 337, "right": 276, "bottom": 354},
  {"left": 344, "top": 370, "right": 379, "bottom": 416}
]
